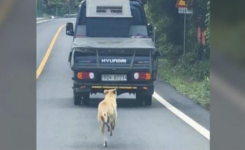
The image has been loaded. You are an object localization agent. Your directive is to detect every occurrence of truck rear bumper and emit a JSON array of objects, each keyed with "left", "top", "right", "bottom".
[{"left": 73, "top": 83, "right": 154, "bottom": 95}]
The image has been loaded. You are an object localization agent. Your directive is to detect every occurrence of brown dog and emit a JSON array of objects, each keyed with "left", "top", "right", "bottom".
[{"left": 97, "top": 89, "right": 117, "bottom": 147}]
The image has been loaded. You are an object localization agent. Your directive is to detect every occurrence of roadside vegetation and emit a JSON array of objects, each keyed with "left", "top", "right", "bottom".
[
  {"left": 40, "top": 0, "right": 81, "bottom": 17},
  {"left": 142, "top": 0, "right": 211, "bottom": 109}
]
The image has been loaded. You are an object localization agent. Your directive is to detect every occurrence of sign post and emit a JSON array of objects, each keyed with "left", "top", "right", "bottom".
[{"left": 176, "top": 0, "right": 193, "bottom": 55}]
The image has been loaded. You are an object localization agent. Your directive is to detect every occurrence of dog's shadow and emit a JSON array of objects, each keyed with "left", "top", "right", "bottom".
[{"left": 73, "top": 142, "right": 128, "bottom": 150}]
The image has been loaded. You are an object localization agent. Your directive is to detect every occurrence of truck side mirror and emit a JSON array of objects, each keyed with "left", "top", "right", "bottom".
[
  {"left": 66, "top": 22, "right": 74, "bottom": 36},
  {"left": 153, "top": 51, "right": 161, "bottom": 59},
  {"left": 147, "top": 23, "right": 153, "bottom": 36}
]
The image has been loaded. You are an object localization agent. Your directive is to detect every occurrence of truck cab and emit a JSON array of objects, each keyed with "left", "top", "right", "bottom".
[{"left": 66, "top": 0, "right": 160, "bottom": 106}]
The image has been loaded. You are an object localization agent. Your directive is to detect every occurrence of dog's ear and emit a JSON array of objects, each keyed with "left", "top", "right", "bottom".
[
  {"left": 112, "top": 89, "right": 117, "bottom": 94},
  {"left": 104, "top": 90, "right": 109, "bottom": 95}
]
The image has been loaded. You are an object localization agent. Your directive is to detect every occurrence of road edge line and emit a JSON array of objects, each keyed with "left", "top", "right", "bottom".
[
  {"left": 153, "top": 92, "right": 210, "bottom": 140},
  {"left": 36, "top": 24, "right": 65, "bottom": 79}
]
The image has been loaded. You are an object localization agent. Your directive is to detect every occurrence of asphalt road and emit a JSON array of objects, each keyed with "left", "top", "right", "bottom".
[{"left": 37, "top": 19, "right": 210, "bottom": 150}]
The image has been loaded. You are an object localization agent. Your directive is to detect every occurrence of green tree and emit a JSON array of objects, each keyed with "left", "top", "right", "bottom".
[
  {"left": 44, "top": 0, "right": 80, "bottom": 16},
  {"left": 144, "top": 0, "right": 210, "bottom": 80}
]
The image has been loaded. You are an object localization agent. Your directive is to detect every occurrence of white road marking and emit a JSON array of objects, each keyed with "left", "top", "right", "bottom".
[
  {"left": 37, "top": 20, "right": 49, "bottom": 24},
  {"left": 153, "top": 92, "right": 210, "bottom": 140}
]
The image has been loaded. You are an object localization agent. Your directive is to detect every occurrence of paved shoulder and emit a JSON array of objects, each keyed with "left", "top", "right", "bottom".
[{"left": 154, "top": 78, "right": 210, "bottom": 130}]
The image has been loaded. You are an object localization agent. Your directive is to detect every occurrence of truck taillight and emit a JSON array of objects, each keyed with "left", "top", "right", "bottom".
[
  {"left": 134, "top": 72, "right": 151, "bottom": 80},
  {"left": 77, "top": 72, "right": 94, "bottom": 79}
]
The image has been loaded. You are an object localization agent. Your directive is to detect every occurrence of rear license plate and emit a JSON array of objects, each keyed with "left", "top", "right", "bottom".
[{"left": 102, "top": 74, "right": 127, "bottom": 81}]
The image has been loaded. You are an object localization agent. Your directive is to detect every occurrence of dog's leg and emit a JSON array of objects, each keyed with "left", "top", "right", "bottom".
[
  {"left": 112, "top": 119, "right": 116, "bottom": 131},
  {"left": 106, "top": 122, "right": 110, "bottom": 132},
  {"left": 110, "top": 122, "right": 113, "bottom": 136},
  {"left": 100, "top": 122, "right": 104, "bottom": 134},
  {"left": 111, "top": 122, "right": 114, "bottom": 130},
  {"left": 100, "top": 122, "right": 107, "bottom": 147},
  {"left": 106, "top": 117, "right": 110, "bottom": 132},
  {"left": 112, "top": 119, "right": 116, "bottom": 130},
  {"left": 112, "top": 111, "right": 117, "bottom": 130},
  {"left": 104, "top": 140, "right": 108, "bottom": 147}
]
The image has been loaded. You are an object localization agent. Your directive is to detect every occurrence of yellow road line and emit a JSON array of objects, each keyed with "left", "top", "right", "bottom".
[
  {"left": 36, "top": 25, "right": 65, "bottom": 79},
  {"left": 0, "top": 0, "right": 17, "bottom": 28}
]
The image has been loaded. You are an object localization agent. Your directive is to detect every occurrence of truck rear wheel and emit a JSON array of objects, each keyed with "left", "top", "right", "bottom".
[
  {"left": 145, "top": 95, "right": 152, "bottom": 106},
  {"left": 74, "top": 95, "right": 82, "bottom": 105},
  {"left": 136, "top": 94, "right": 152, "bottom": 106},
  {"left": 82, "top": 93, "right": 90, "bottom": 105},
  {"left": 136, "top": 94, "right": 144, "bottom": 106}
]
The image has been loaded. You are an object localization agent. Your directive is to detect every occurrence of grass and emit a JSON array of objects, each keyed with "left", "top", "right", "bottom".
[{"left": 158, "top": 59, "right": 210, "bottom": 110}]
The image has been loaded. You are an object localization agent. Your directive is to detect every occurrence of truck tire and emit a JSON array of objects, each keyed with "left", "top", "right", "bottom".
[
  {"left": 82, "top": 93, "right": 90, "bottom": 105},
  {"left": 145, "top": 95, "right": 152, "bottom": 106},
  {"left": 74, "top": 95, "right": 82, "bottom": 105},
  {"left": 136, "top": 94, "right": 152, "bottom": 106},
  {"left": 136, "top": 94, "right": 144, "bottom": 106}
]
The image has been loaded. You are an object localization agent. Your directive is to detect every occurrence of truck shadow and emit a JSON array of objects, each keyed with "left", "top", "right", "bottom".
[
  {"left": 77, "top": 93, "right": 152, "bottom": 108},
  {"left": 82, "top": 98, "right": 148, "bottom": 109}
]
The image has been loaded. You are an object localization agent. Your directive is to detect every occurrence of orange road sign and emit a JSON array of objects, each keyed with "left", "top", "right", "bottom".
[{"left": 176, "top": 0, "right": 187, "bottom": 8}]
